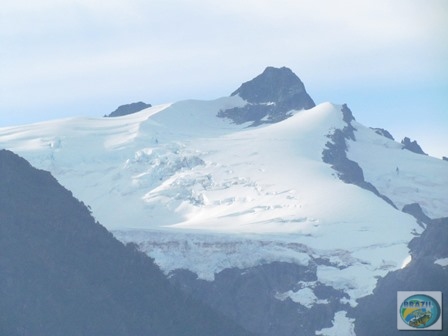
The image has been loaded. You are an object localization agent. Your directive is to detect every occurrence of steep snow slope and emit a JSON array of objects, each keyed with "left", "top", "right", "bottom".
[
  {"left": 0, "top": 97, "right": 246, "bottom": 228},
  {"left": 347, "top": 122, "right": 448, "bottom": 218},
  {"left": 0, "top": 101, "right": 419, "bottom": 235}
]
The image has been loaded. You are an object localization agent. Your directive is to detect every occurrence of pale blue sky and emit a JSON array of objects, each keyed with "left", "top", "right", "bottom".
[{"left": 1, "top": 0, "right": 447, "bottom": 157}]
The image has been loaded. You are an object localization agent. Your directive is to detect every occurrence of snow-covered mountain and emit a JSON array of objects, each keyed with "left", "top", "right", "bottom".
[{"left": 1, "top": 67, "right": 447, "bottom": 335}]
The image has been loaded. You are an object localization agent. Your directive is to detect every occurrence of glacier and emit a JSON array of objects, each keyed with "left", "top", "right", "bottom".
[{"left": 1, "top": 69, "right": 447, "bottom": 335}]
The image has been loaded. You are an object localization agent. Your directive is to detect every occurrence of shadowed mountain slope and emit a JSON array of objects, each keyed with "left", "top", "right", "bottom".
[{"left": 0, "top": 149, "right": 253, "bottom": 336}]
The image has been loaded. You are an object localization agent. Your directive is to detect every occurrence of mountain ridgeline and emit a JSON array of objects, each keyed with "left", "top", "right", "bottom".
[{"left": 0, "top": 149, "right": 252, "bottom": 336}]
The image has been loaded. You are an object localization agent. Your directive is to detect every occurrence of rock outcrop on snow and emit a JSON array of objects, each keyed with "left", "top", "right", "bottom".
[
  {"left": 105, "top": 101, "right": 152, "bottom": 117},
  {"left": 401, "top": 136, "right": 427, "bottom": 155}
]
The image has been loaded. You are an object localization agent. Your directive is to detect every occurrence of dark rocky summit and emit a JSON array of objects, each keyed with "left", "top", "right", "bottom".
[
  {"left": 401, "top": 137, "right": 427, "bottom": 155},
  {"left": 105, "top": 101, "right": 151, "bottom": 117},
  {"left": 231, "top": 66, "right": 315, "bottom": 107},
  {"left": 218, "top": 67, "right": 315, "bottom": 125},
  {"left": 0, "top": 149, "right": 252, "bottom": 336}
]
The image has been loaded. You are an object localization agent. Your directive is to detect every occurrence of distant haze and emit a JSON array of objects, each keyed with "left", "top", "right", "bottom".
[{"left": 1, "top": 0, "right": 447, "bottom": 158}]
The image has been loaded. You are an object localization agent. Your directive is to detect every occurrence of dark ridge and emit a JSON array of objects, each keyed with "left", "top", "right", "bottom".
[
  {"left": 105, "top": 101, "right": 151, "bottom": 117},
  {"left": 341, "top": 104, "right": 355, "bottom": 123},
  {"left": 442, "top": 156, "right": 448, "bottom": 162},
  {"left": 408, "top": 217, "right": 448, "bottom": 261},
  {"left": 402, "top": 203, "right": 432, "bottom": 226},
  {"left": 321, "top": 106, "right": 396, "bottom": 208},
  {"left": 218, "top": 67, "right": 315, "bottom": 126},
  {"left": 352, "top": 217, "right": 448, "bottom": 335},
  {"left": 0, "top": 149, "right": 253, "bottom": 336},
  {"left": 401, "top": 137, "right": 427, "bottom": 155},
  {"left": 370, "top": 127, "right": 395, "bottom": 140}
]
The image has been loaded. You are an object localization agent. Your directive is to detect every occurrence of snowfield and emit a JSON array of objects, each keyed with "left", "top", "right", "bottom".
[{"left": 1, "top": 95, "right": 446, "bottom": 333}]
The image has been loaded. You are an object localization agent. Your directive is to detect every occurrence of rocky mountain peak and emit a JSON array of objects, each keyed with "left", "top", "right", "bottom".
[
  {"left": 231, "top": 66, "right": 315, "bottom": 108},
  {"left": 219, "top": 67, "right": 315, "bottom": 125}
]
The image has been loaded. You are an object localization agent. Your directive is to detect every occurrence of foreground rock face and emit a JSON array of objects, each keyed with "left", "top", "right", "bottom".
[
  {"left": 0, "top": 149, "right": 253, "bottom": 336},
  {"left": 218, "top": 66, "right": 315, "bottom": 125},
  {"left": 163, "top": 218, "right": 448, "bottom": 336},
  {"left": 169, "top": 261, "right": 348, "bottom": 336}
]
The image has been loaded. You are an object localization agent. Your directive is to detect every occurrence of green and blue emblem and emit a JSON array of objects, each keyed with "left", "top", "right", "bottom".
[{"left": 397, "top": 291, "right": 442, "bottom": 330}]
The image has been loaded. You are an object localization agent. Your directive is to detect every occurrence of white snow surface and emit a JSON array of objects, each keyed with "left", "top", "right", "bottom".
[
  {"left": 1, "top": 97, "right": 437, "bottom": 306},
  {"left": 275, "top": 282, "right": 329, "bottom": 308},
  {"left": 434, "top": 258, "right": 448, "bottom": 267},
  {"left": 315, "top": 311, "right": 356, "bottom": 336},
  {"left": 347, "top": 122, "right": 448, "bottom": 219}
]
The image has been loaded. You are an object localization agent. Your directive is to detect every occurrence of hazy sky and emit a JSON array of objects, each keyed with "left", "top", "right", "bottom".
[{"left": 1, "top": 0, "right": 447, "bottom": 157}]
